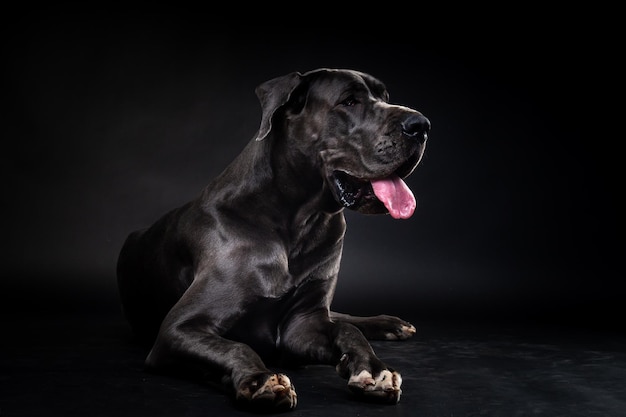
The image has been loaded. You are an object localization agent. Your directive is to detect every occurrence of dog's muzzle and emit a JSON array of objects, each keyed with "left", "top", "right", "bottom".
[{"left": 331, "top": 113, "right": 430, "bottom": 219}]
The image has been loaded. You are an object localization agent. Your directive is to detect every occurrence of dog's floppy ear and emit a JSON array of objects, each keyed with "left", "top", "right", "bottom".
[{"left": 254, "top": 72, "right": 303, "bottom": 141}]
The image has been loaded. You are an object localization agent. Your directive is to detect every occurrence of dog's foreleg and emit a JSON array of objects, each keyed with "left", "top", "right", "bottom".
[
  {"left": 280, "top": 311, "right": 403, "bottom": 404},
  {"left": 145, "top": 314, "right": 297, "bottom": 411},
  {"left": 330, "top": 311, "right": 416, "bottom": 340}
]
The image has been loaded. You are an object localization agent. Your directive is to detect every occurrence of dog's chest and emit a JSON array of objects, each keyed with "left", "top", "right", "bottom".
[{"left": 284, "top": 211, "right": 346, "bottom": 277}]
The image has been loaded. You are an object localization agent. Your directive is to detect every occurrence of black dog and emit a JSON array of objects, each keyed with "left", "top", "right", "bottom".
[{"left": 117, "top": 68, "right": 430, "bottom": 411}]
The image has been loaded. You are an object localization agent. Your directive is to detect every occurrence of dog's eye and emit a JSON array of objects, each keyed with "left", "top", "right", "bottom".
[{"left": 340, "top": 95, "right": 359, "bottom": 107}]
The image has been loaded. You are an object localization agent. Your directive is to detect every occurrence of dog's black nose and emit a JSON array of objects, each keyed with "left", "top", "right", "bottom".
[{"left": 401, "top": 114, "right": 430, "bottom": 143}]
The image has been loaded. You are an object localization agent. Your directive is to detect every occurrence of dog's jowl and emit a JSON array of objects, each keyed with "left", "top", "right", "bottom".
[{"left": 117, "top": 68, "right": 430, "bottom": 411}]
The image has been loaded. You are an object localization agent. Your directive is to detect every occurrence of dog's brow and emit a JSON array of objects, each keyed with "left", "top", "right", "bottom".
[{"left": 341, "top": 82, "right": 369, "bottom": 96}]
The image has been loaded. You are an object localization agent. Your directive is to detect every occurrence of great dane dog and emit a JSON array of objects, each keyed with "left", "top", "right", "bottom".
[{"left": 117, "top": 68, "right": 430, "bottom": 411}]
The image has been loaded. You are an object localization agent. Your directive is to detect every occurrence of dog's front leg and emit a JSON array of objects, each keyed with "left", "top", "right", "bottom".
[
  {"left": 145, "top": 304, "right": 297, "bottom": 411},
  {"left": 280, "top": 310, "right": 403, "bottom": 404},
  {"left": 330, "top": 311, "right": 416, "bottom": 340}
]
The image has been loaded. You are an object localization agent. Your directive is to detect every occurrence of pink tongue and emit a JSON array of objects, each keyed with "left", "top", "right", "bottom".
[{"left": 371, "top": 175, "right": 416, "bottom": 219}]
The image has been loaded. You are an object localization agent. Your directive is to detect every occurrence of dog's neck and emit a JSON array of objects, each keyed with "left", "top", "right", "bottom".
[
  {"left": 268, "top": 131, "right": 344, "bottom": 217},
  {"left": 202, "top": 134, "right": 343, "bottom": 222}
]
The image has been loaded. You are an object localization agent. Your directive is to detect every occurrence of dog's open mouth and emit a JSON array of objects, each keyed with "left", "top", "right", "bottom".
[{"left": 331, "top": 159, "right": 418, "bottom": 219}]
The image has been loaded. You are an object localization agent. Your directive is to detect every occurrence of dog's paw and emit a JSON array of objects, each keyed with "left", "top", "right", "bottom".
[
  {"left": 347, "top": 369, "right": 402, "bottom": 404},
  {"left": 380, "top": 316, "right": 416, "bottom": 340},
  {"left": 360, "top": 315, "right": 417, "bottom": 341},
  {"left": 236, "top": 373, "right": 297, "bottom": 411}
]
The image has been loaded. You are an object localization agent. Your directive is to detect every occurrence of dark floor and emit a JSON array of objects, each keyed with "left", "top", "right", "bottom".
[{"left": 2, "top": 303, "right": 626, "bottom": 417}]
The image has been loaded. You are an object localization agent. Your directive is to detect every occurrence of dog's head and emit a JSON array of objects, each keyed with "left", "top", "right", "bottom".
[{"left": 255, "top": 68, "right": 430, "bottom": 219}]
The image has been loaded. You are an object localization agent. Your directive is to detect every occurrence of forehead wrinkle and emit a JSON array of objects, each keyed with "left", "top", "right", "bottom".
[{"left": 311, "top": 72, "right": 370, "bottom": 99}]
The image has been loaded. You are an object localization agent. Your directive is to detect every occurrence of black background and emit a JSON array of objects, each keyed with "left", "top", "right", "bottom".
[{"left": 3, "top": 12, "right": 622, "bottom": 330}]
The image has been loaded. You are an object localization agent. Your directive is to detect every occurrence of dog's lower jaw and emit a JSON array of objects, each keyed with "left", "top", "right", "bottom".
[{"left": 328, "top": 171, "right": 388, "bottom": 215}]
